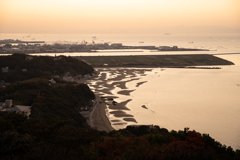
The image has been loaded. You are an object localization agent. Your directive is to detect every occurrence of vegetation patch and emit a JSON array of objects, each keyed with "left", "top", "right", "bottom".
[
  {"left": 0, "top": 53, "right": 94, "bottom": 83},
  {"left": 76, "top": 54, "right": 234, "bottom": 67},
  {"left": 0, "top": 77, "right": 95, "bottom": 127}
]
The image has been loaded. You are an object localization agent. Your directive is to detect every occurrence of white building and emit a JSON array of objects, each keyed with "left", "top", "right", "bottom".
[
  {"left": 0, "top": 99, "right": 31, "bottom": 117},
  {"left": 49, "top": 78, "right": 56, "bottom": 84},
  {"left": 2, "top": 105, "right": 31, "bottom": 117}
]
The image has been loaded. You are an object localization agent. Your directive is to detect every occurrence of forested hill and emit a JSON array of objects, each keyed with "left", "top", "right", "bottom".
[
  {"left": 0, "top": 53, "right": 94, "bottom": 83},
  {"left": 0, "top": 77, "right": 95, "bottom": 127},
  {"left": 0, "top": 112, "right": 239, "bottom": 159}
]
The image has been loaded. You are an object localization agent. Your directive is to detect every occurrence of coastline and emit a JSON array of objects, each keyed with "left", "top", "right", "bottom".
[
  {"left": 87, "top": 68, "right": 155, "bottom": 131},
  {"left": 85, "top": 53, "right": 236, "bottom": 132},
  {"left": 80, "top": 53, "right": 240, "bottom": 149}
]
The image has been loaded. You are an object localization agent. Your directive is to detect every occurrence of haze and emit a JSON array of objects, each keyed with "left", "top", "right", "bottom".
[{"left": 0, "top": 0, "right": 239, "bottom": 35}]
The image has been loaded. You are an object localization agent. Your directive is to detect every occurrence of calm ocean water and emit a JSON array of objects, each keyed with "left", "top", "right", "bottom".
[{"left": 1, "top": 33, "right": 240, "bottom": 149}]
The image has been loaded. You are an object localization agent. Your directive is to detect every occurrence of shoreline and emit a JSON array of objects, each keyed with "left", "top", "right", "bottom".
[
  {"left": 86, "top": 54, "right": 238, "bottom": 132},
  {"left": 87, "top": 68, "right": 154, "bottom": 131}
]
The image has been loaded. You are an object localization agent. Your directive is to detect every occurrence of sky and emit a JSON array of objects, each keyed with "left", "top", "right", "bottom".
[{"left": 0, "top": 0, "right": 239, "bottom": 35}]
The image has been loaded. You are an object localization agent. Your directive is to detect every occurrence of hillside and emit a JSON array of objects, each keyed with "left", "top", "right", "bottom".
[
  {"left": 0, "top": 53, "right": 94, "bottom": 83},
  {"left": 0, "top": 77, "right": 95, "bottom": 127},
  {"left": 0, "top": 113, "right": 239, "bottom": 159}
]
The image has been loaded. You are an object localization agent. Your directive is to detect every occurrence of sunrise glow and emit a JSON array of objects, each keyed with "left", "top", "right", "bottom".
[{"left": 0, "top": 0, "right": 239, "bottom": 34}]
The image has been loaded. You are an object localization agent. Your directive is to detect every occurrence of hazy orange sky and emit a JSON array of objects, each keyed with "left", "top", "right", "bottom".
[{"left": 0, "top": 0, "right": 239, "bottom": 35}]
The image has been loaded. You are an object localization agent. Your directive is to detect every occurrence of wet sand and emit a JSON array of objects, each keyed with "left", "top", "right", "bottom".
[{"left": 87, "top": 68, "right": 154, "bottom": 131}]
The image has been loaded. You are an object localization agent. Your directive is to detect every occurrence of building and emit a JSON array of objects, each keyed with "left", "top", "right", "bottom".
[
  {"left": 62, "top": 72, "right": 74, "bottom": 82},
  {"left": 159, "top": 46, "right": 171, "bottom": 49},
  {"left": 1, "top": 67, "right": 9, "bottom": 73},
  {"left": 22, "top": 69, "right": 27, "bottom": 72},
  {"left": 1, "top": 105, "right": 31, "bottom": 117},
  {"left": 111, "top": 43, "right": 122, "bottom": 48},
  {"left": 49, "top": 78, "right": 56, "bottom": 84},
  {"left": 5, "top": 99, "right": 12, "bottom": 107},
  {"left": 0, "top": 102, "right": 6, "bottom": 110},
  {"left": 173, "top": 46, "right": 178, "bottom": 49},
  {"left": 0, "top": 99, "right": 31, "bottom": 117}
]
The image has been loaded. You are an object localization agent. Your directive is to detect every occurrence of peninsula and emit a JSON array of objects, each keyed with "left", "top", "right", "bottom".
[{"left": 76, "top": 54, "right": 234, "bottom": 68}]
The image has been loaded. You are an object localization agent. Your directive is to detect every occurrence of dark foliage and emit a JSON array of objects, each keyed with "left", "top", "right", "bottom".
[
  {"left": 0, "top": 77, "right": 95, "bottom": 127},
  {"left": 0, "top": 112, "right": 239, "bottom": 160},
  {"left": 0, "top": 53, "right": 94, "bottom": 83}
]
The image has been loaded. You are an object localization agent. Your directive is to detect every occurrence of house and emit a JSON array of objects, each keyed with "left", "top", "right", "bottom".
[
  {"left": 49, "top": 78, "right": 56, "bottom": 84},
  {"left": 62, "top": 72, "right": 74, "bottom": 82},
  {"left": 22, "top": 69, "right": 27, "bottom": 72},
  {"left": 1, "top": 67, "right": 9, "bottom": 73},
  {"left": 0, "top": 100, "right": 31, "bottom": 117},
  {"left": 2, "top": 105, "right": 31, "bottom": 117}
]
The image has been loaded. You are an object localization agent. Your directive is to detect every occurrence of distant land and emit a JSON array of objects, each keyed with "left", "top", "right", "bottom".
[
  {"left": 76, "top": 54, "right": 234, "bottom": 68},
  {"left": 0, "top": 39, "right": 45, "bottom": 44},
  {"left": 0, "top": 39, "right": 209, "bottom": 54}
]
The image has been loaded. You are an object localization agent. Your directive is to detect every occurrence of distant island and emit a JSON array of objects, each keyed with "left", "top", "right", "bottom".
[{"left": 0, "top": 39, "right": 209, "bottom": 54}]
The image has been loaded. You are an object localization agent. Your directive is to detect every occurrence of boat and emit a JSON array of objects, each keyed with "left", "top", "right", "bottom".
[
  {"left": 164, "top": 33, "right": 171, "bottom": 35},
  {"left": 142, "top": 105, "right": 148, "bottom": 109}
]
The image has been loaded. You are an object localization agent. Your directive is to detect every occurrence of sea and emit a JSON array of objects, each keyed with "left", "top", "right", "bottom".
[{"left": 0, "top": 33, "right": 240, "bottom": 149}]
